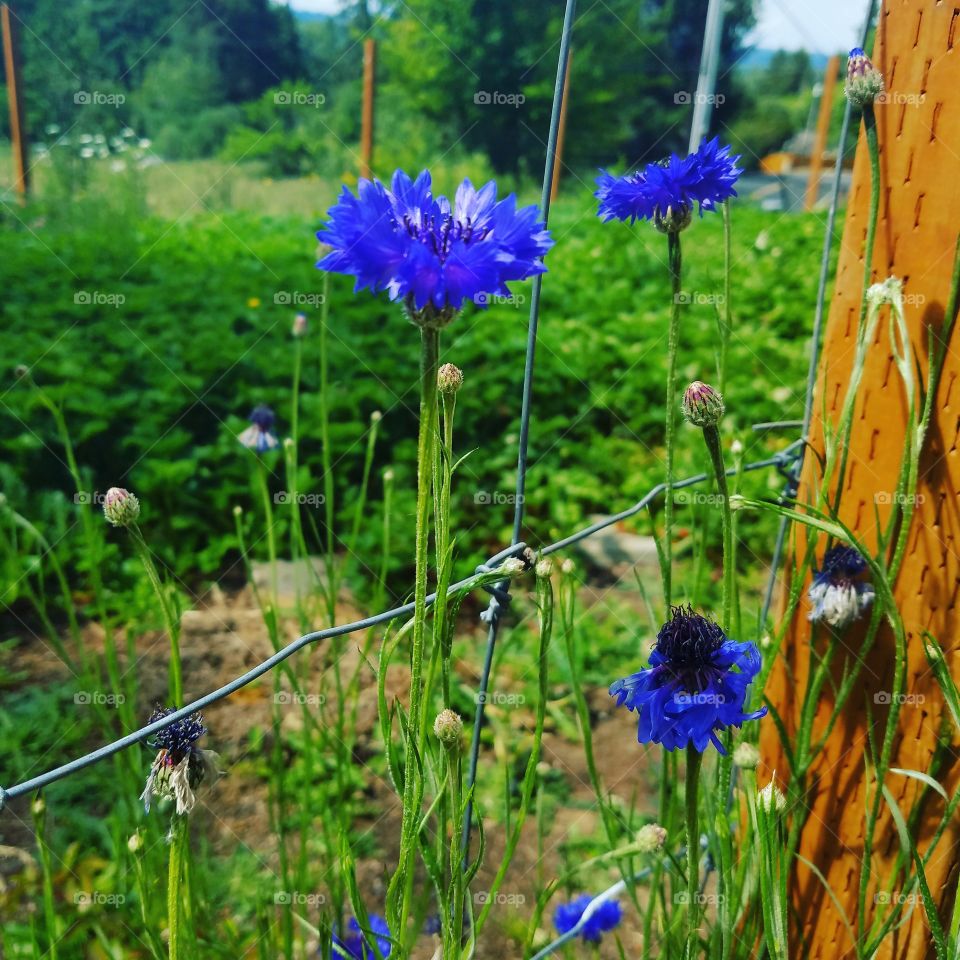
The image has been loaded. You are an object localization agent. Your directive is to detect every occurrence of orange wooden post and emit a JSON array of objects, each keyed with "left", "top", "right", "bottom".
[
  {"left": 1, "top": 3, "right": 29, "bottom": 199},
  {"left": 550, "top": 47, "right": 572, "bottom": 203},
  {"left": 764, "top": 4, "right": 960, "bottom": 958},
  {"left": 804, "top": 54, "right": 840, "bottom": 212},
  {"left": 360, "top": 38, "right": 376, "bottom": 180}
]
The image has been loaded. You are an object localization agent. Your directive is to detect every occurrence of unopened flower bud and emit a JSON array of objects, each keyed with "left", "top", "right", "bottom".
[
  {"left": 730, "top": 439, "right": 744, "bottom": 456},
  {"left": 654, "top": 203, "right": 692, "bottom": 234},
  {"left": 535, "top": 557, "right": 553, "bottom": 579},
  {"left": 758, "top": 775, "right": 787, "bottom": 814},
  {"left": 433, "top": 709, "right": 463, "bottom": 747},
  {"left": 292, "top": 312, "right": 308, "bottom": 337},
  {"left": 636, "top": 823, "right": 667, "bottom": 853},
  {"left": 438, "top": 363, "right": 464, "bottom": 395},
  {"left": 31, "top": 795, "right": 45, "bottom": 818},
  {"left": 103, "top": 487, "right": 140, "bottom": 527},
  {"left": 733, "top": 742, "right": 760, "bottom": 769},
  {"left": 683, "top": 381, "right": 725, "bottom": 427},
  {"left": 14, "top": 363, "right": 29, "bottom": 380},
  {"left": 383, "top": 468, "right": 395, "bottom": 483},
  {"left": 127, "top": 831, "right": 144, "bottom": 854},
  {"left": 845, "top": 47, "right": 884, "bottom": 108},
  {"left": 370, "top": 409, "right": 383, "bottom": 424},
  {"left": 500, "top": 557, "right": 526, "bottom": 577},
  {"left": 233, "top": 505, "right": 243, "bottom": 518},
  {"left": 728, "top": 495, "right": 747, "bottom": 512}
]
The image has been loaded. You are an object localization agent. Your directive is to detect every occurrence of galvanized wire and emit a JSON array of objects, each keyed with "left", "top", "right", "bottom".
[{"left": 0, "top": 444, "right": 801, "bottom": 809}]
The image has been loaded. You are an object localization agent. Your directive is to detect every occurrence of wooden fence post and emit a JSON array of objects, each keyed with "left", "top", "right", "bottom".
[
  {"left": 2, "top": 3, "right": 29, "bottom": 199},
  {"left": 764, "top": 4, "right": 960, "bottom": 957},
  {"left": 804, "top": 54, "right": 840, "bottom": 212},
  {"left": 360, "top": 38, "right": 375, "bottom": 180}
]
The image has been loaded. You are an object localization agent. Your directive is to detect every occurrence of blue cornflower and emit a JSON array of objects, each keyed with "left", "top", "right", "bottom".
[
  {"left": 316, "top": 169, "right": 553, "bottom": 324},
  {"left": 595, "top": 137, "right": 742, "bottom": 231},
  {"left": 141, "top": 707, "right": 218, "bottom": 815},
  {"left": 238, "top": 404, "right": 279, "bottom": 453},
  {"left": 332, "top": 915, "right": 391, "bottom": 959},
  {"left": 610, "top": 606, "right": 766, "bottom": 753},
  {"left": 553, "top": 894, "right": 622, "bottom": 943},
  {"left": 808, "top": 545, "right": 874, "bottom": 629}
]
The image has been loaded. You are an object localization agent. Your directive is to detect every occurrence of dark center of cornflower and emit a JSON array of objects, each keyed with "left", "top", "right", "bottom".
[
  {"left": 400, "top": 213, "right": 490, "bottom": 262},
  {"left": 249, "top": 404, "right": 276, "bottom": 432},
  {"left": 819, "top": 545, "right": 867, "bottom": 585},
  {"left": 147, "top": 707, "right": 207, "bottom": 763},
  {"left": 654, "top": 605, "right": 726, "bottom": 693}
]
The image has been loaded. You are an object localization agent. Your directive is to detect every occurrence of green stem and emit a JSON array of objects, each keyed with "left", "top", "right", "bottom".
[
  {"left": 701, "top": 425, "right": 733, "bottom": 630},
  {"left": 684, "top": 744, "right": 702, "bottom": 960},
  {"left": 130, "top": 526, "right": 182, "bottom": 705},
  {"left": 719, "top": 201, "right": 732, "bottom": 394},
  {"left": 392, "top": 324, "right": 440, "bottom": 932},
  {"left": 663, "top": 232, "right": 683, "bottom": 609},
  {"left": 167, "top": 816, "right": 188, "bottom": 960}
]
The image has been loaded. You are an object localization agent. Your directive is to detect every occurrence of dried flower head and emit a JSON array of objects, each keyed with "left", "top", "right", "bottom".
[
  {"left": 140, "top": 707, "right": 219, "bottom": 815},
  {"left": 807, "top": 545, "right": 874, "bottom": 629},
  {"left": 238, "top": 404, "right": 279, "bottom": 453},
  {"left": 758, "top": 774, "right": 787, "bottom": 814}
]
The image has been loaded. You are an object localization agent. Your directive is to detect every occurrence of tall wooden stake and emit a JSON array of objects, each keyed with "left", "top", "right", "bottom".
[
  {"left": 804, "top": 54, "right": 840, "bottom": 212},
  {"left": 2, "top": 3, "right": 28, "bottom": 199},
  {"left": 360, "top": 38, "right": 375, "bottom": 180},
  {"left": 549, "top": 47, "right": 572, "bottom": 203}
]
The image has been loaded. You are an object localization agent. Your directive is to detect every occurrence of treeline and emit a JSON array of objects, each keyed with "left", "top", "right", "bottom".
[{"left": 1, "top": 0, "right": 825, "bottom": 177}]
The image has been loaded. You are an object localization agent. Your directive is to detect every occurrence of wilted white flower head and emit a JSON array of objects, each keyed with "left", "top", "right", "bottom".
[
  {"left": 636, "top": 823, "right": 667, "bottom": 853},
  {"left": 140, "top": 708, "right": 219, "bottom": 816},
  {"left": 757, "top": 773, "right": 787, "bottom": 814},
  {"left": 808, "top": 546, "right": 874, "bottom": 629},
  {"left": 866, "top": 276, "right": 903, "bottom": 308}
]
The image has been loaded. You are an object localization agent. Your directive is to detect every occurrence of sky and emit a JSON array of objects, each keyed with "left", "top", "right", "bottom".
[{"left": 283, "top": 0, "right": 866, "bottom": 55}]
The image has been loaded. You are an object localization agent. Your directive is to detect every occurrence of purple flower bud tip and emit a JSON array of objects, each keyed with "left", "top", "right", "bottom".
[
  {"left": 682, "top": 380, "right": 725, "bottom": 427},
  {"left": 103, "top": 487, "right": 140, "bottom": 527}
]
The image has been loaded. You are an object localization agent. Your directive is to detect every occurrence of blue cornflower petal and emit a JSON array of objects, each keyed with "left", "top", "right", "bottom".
[
  {"left": 553, "top": 894, "right": 622, "bottom": 943},
  {"left": 808, "top": 545, "right": 874, "bottom": 628},
  {"left": 332, "top": 915, "right": 391, "bottom": 959},
  {"left": 610, "top": 606, "right": 766, "bottom": 753},
  {"left": 317, "top": 168, "right": 553, "bottom": 316},
  {"left": 596, "top": 137, "right": 742, "bottom": 227}
]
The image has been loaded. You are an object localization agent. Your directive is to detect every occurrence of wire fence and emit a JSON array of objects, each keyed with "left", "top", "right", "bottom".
[{"left": 0, "top": 0, "right": 857, "bottom": 874}]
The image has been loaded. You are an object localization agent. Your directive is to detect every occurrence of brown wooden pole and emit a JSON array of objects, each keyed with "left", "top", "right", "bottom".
[
  {"left": 550, "top": 47, "right": 572, "bottom": 203},
  {"left": 360, "top": 38, "right": 375, "bottom": 180},
  {"left": 804, "top": 54, "right": 840, "bottom": 212},
  {"left": 1, "top": 3, "right": 28, "bottom": 199},
  {"left": 764, "top": 4, "right": 960, "bottom": 957}
]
